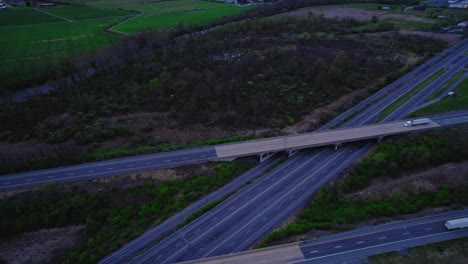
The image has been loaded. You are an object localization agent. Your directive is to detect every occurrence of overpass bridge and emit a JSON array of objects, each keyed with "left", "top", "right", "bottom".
[{"left": 215, "top": 118, "right": 441, "bottom": 162}]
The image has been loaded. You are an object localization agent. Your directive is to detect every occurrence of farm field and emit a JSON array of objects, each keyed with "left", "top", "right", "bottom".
[
  {"left": 1, "top": 0, "right": 253, "bottom": 89},
  {"left": 0, "top": 18, "right": 121, "bottom": 88},
  {"left": 131, "top": 0, "right": 227, "bottom": 13},
  {"left": 113, "top": 5, "right": 250, "bottom": 34},
  {"left": 0, "top": 7, "right": 65, "bottom": 26},
  {"left": 39, "top": 5, "right": 134, "bottom": 20}
]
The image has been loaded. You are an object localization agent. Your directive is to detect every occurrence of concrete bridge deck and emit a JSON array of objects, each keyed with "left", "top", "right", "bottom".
[{"left": 214, "top": 119, "right": 440, "bottom": 159}]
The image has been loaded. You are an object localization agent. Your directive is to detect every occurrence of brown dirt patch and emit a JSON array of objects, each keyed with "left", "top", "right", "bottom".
[
  {"left": 279, "top": 7, "right": 435, "bottom": 24},
  {"left": 0, "top": 225, "right": 85, "bottom": 264},
  {"left": 347, "top": 161, "right": 468, "bottom": 201}
]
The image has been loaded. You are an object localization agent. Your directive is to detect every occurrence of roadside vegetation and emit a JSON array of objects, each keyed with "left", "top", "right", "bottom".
[
  {"left": 0, "top": 161, "right": 252, "bottom": 263},
  {"left": 260, "top": 125, "right": 468, "bottom": 247},
  {"left": 369, "top": 237, "right": 468, "bottom": 263},
  {"left": 411, "top": 77, "right": 468, "bottom": 116}
]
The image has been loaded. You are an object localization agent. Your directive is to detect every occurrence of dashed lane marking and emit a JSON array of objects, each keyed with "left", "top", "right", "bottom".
[
  {"left": 310, "top": 250, "right": 319, "bottom": 253},
  {"left": 334, "top": 246, "right": 342, "bottom": 249},
  {"left": 379, "top": 237, "right": 386, "bottom": 240},
  {"left": 357, "top": 241, "right": 364, "bottom": 244}
]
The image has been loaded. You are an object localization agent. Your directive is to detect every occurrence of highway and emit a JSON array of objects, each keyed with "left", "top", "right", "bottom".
[
  {"left": 0, "top": 147, "right": 217, "bottom": 192},
  {"left": 1, "top": 39, "right": 467, "bottom": 193},
  {"left": 179, "top": 210, "right": 468, "bottom": 264},
  {"left": 121, "top": 37, "right": 467, "bottom": 263},
  {"left": 99, "top": 157, "right": 279, "bottom": 264}
]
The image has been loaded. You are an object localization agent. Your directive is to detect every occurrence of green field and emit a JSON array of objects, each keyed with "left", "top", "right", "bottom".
[
  {"left": 114, "top": 5, "right": 249, "bottom": 33},
  {"left": 132, "top": 0, "right": 226, "bottom": 13},
  {"left": 0, "top": 19, "right": 120, "bottom": 87},
  {"left": 411, "top": 77, "right": 468, "bottom": 116},
  {"left": 1, "top": 1, "right": 253, "bottom": 88},
  {"left": 0, "top": 7, "right": 65, "bottom": 26},
  {"left": 40, "top": 5, "right": 133, "bottom": 20}
]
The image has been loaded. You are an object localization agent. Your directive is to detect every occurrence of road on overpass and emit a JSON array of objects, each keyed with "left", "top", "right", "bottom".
[
  {"left": 214, "top": 118, "right": 440, "bottom": 159},
  {"left": 179, "top": 210, "right": 468, "bottom": 264},
  {"left": 113, "top": 37, "right": 467, "bottom": 263}
]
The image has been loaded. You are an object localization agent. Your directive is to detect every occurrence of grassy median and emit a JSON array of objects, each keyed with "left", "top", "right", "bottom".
[{"left": 376, "top": 68, "right": 447, "bottom": 122}]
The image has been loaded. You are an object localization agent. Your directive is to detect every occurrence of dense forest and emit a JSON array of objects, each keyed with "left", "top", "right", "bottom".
[{"left": 0, "top": 13, "right": 445, "bottom": 146}]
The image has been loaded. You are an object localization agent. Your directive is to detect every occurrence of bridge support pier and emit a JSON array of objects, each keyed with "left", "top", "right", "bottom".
[
  {"left": 334, "top": 143, "right": 342, "bottom": 151},
  {"left": 287, "top": 149, "right": 299, "bottom": 158},
  {"left": 258, "top": 152, "right": 276, "bottom": 163},
  {"left": 377, "top": 136, "right": 384, "bottom": 143}
]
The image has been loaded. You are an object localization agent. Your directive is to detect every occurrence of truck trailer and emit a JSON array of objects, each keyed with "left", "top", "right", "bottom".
[
  {"left": 404, "top": 118, "right": 431, "bottom": 127},
  {"left": 444, "top": 217, "right": 468, "bottom": 230}
]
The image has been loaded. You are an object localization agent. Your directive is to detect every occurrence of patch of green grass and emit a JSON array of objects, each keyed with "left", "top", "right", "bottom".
[
  {"left": 427, "top": 70, "right": 466, "bottom": 101},
  {"left": 376, "top": 67, "right": 447, "bottom": 121},
  {"left": 369, "top": 237, "right": 468, "bottom": 264},
  {"left": 178, "top": 200, "right": 221, "bottom": 228},
  {"left": 0, "top": 7, "right": 65, "bottom": 26},
  {"left": 114, "top": 5, "right": 250, "bottom": 34},
  {"left": 411, "top": 77, "right": 468, "bottom": 116},
  {"left": 43, "top": 5, "right": 134, "bottom": 20},
  {"left": 132, "top": 0, "right": 226, "bottom": 13},
  {"left": 0, "top": 19, "right": 121, "bottom": 88}
]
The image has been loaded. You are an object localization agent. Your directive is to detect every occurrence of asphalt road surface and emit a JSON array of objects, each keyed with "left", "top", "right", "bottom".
[
  {"left": 179, "top": 210, "right": 468, "bottom": 264},
  {"left": 123, "top": 37, "right": 467, "bottom": 263},
  {"left": 0, "top": 147, "right": 217, "bottom": 192},
  {"left": 99, "top": 157, "right": 279, "bottom": 264}
]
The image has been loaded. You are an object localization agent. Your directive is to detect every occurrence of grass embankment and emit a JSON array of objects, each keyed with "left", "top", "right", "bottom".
[
  {"left": 426, "top": 70, "right": 466, "bottom": 101},
  {"left": 0, "top": 135, "right": 262, "bottom": 175},
  {"left": 376, "top": 67, "right": 447, "bottom": 121},
  {"left": 369, "top": 237, "right": 468, "bottom": 264},
  {"left": 0, "top": 161, "right": 252, "bottom": 263},
  {"left": 411, "top": 77, "right": 468, "bottom": 116},
  {"left": 260, "top": 125, "right": 468, "bottom": 247}
]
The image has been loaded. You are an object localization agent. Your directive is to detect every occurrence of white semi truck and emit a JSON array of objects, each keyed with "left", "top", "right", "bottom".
[
  {"left": 404, "top": 118, "right": 431, "bottom": 127},
  {"left": 445, "top": 217, "right": 468, "bottom": 230}
]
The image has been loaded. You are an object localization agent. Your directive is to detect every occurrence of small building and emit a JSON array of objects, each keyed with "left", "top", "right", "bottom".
[
  {"left": 413, "top": 5, "right": 427, "bottom": 11},
  {"left": 458, "top": 21, "right": 468, "bottom": 27}
]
